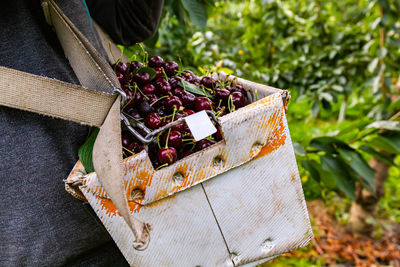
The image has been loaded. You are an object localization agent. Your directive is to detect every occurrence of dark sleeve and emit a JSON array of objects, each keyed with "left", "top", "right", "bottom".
[{"left": 85, "top": 0, "right": 164, "bottom": 46}]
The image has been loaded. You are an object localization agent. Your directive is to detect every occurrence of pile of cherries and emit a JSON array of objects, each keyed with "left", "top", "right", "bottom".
[{"left": 114, "top": 55, "right": 248, "bottom": 169}]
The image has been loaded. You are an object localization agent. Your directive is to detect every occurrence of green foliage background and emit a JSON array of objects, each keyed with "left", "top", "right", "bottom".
[{"left": 124, "top": 0, "right": 400, "bottom": 221}]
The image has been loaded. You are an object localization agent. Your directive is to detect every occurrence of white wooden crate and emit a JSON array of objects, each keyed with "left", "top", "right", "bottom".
[{"left": 67, "top": 74, "right": 313, "bottom": 266}]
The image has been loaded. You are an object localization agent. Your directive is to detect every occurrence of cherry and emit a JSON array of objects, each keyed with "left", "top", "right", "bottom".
[
  {"left": 123, "top": 89, "right": 135, "bottom": 107},
  {"left": 154, "top": 67, "right": 163, "bottom": 78},
  {"left": 142, "top": 83, "right": 156, "bottom": 94},
  {"left": 164, "top": 130, "right": 183, "bottom": 148},
  {"left": 155, "top": 78, "right": 172, "bottom": 95},
  {"left": 195, "top": 97, "right": 213, "bottom": 111},
  {"left": 169, "top": 77, "right": 181, "bottom": 88},
  {"left": 147, "top": 94, "right": 158, "bottom": 106},
  {"left": 127, "top": 141, "right": 143, "bottom": 154},
  {"left": 215, "top": 89, "right": 230, "bottom": 103},
  {"left": 164, "top": 96, "right": 183, "bottom": 112},
  {"left": 116, "top": 62, "right": 128, "bottom": 74},
  {"left": 125, "top": 107, "right": 141, "bottom": 120},
  {"left": 183, "top": 109, "right": 195, "bottom": 116},
  {"left": 121, "top": 133, "right": 133, "bottom": 147},
  {"left": 138, "top": 101, "right": 154, "bottom": 117},
  {"left": 200, "top": 77, "right": 216, "bottom": 89},
  {"left": 158, "top": 147, "right": 177, "bottom": 165},
  {"left": 116, "top": 72, "right": 125, "bottom": 84},
  {"left": 180, "top": 91, "right": 196, "bottom": 108},
  {"left": 133, "top": 91, "right": 143, "bottom": 103},
  {"left": 148, "top": 56, "right": 164, "bottom": 68},
  {"left": 214, "top": 127, "right": 223, "bottom": 141},
  {"left": 145, "top": 112, "right": 162, "bottom": 129},
  {"left": 134, "top": 72, "right": 150, "bottom": 85},
  {"left": 173, "top": 87, "right": 185, "bottom": 98},
  {"left": 225, "top": 85, "right": 233, "bottom": 92},
  {"left": 129, "top": 61, "right": 142, "bottom": 71},
  {"left": 231, "top": 91, "right": 245, "bottom": 108},
  {"left": 196, "top": 139, "right": 216, "bottom": 150},
  {"left": 156, "top": 106, "right": 167, "bottom": 117},
  {"left": 232, "top": 84, "right": 246, "bottom": 95},
  {"left": 164, "top": 61, "right": 179, "bottom": 76},
  {"left": 180, "top": 70, "right": 194, "bottom": 82}
]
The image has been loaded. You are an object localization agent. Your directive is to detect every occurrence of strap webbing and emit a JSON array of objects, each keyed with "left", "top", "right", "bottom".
[
  {"left": 0, "top": 0, "right": 151, "bottom": 249},
  {"left": 46, "top": 0, "right": 151, "bottom": 249},
  {"left": 0, "top": 66, "right": 115, "bottom": 127}
]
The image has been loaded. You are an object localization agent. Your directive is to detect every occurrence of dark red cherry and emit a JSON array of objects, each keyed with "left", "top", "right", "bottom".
[
  {"left": 183, "top": 110, "right": 195, "bottom": 116},
  {"left": 158, "top": 147, "right": 178, "bottom": 164},
  {"left": 125, "top": 107, "right": 141, "bottom": 120},
  {"left": 231, "top": 91, "right": 245, "bottom": 108},
  {"left": 155, "top": 78, "right": 172, "bottom": 95},
  {"left": 164, "top": 61, "right": 179, "bottom": 76},
  {"left": 134, "top": 72, "right": 150, "bottom": 85},
  {"left": 169, "top": 77, "right": 181, "bottom": 88},
  {"left": 138, "top": 101, "right": 154, "bottom": 117},
  {"left": 200, "top": 77, "right": 216, "bottom": 89},
  {"left": 148, "top": 56, "right": 164, "bottom": 68},
  {"left": 145, "top": 112, "right": 162, "bottom": 129},
  {"left": 195, "top": 97, "right": 213, "bottom": 111},
  {"left": 215, "top": 89, "right": 230, "bottom": 103},
  {"left": 129, "top": 61, "right": 143, "bottom": 71},
  {"left": 147, "top": 94, "right": 158, "bottom": 106},
  {"left": 180, "top": 92, "right": 196, "bottom": 108},
  {"left": 214, "top": 127, "right": 223, "bottom": 141},
  {"left": 142, "top": 84, "right": 156, "bottom": 94},
  {"left": 164, "top": 96, "right": 183, "bottom": 111},
  {"left": 121, "top": 133, "right": 133, "bottom": 147},
  {"left": 127, "top": 142, "right": 143, "bottom": 154},
  {"left": 115, "top": 62, "right": 128, "bottom": 74},
  {"left": 116, "top": 72, "right": 125, "bottom": 84},
  {"left": 164, "top": 130, "right": 182, "bottom": 148},
  {"left": 156, "top": 106, "right": 167, "bottom": 117},
  {"left": 173, "top": 87, "right": 185, "bottom": 98},
  {"left": 196, "top": 139, "right": 216, "bottom": 150},
  {"left": 232, "top": 84, "right": 246, "bottom": 95},
  {"left": 154, "top": 67, "right": 163, "bottom": 78},
  {"left": 123, "top": 89, "right": 135, "bottom": 107}
]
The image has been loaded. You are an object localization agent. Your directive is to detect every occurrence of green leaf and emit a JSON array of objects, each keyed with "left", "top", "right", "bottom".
[
  {"left": 359, "top": 145, "right": 395, "bottom": 166},
  {"left": 181, "top": 0, "right": 208, "bottom": 29},
  {"left": 321, "top": 155, "right": 356, "bottom": 200},
  {"left": 368, "top": 133, "right": 400, "bottom": 154},
  {"left": 366, "top": 121, "right": 400, "bottom": 132},
  {"left": 135, "top": 66, "right": 157, "bottom": 80},
  {"left": 180, "top": 79, "right": 213, "bottom": 98},
  {"left": 302, "top": 160, "right": 321, "bottom": 182},
  {"left": 78, "top": 128, "right": 99, "bottom": 173},
  {"left": 337, "top": 148, "right": 375, "bottom": 193},
  {"left": 293, "top": 142, "right": 306, "bottom": 156},
  {"left": 309, "top": 136, "right": 349, "bottom": 153}
]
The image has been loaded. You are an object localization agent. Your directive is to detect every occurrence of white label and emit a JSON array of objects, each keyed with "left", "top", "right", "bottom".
[{"left": 184, "top": 110, "right": 217, "bottom": 142}]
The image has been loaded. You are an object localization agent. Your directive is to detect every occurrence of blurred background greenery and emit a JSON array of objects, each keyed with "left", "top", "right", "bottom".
[{"left": 124, "top": 0, "right": 400, "bottom": 265}]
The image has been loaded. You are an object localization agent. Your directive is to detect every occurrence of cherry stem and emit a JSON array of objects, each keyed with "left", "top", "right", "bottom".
[
  {"left": 228, "top": 95, "right": 235, "bottom": 113},
  {"left": 122, "top": 146, "right": 134, "bottom": 155},
  {"left": 217, "top": 99, "right": 222, "bottom": 108},
  {"left": 161, "top": 67, "right": 169, "bottom": 82},
  {"left": 134, "top": 84, "right": 149, "bottom": 100},
  {"left": 156, "top": 163, "right": 169, "bottom": 170},
  {"left": 177, "top": 55, "right": 183, "bottom": 71},
  {"left": 150, "top": 95, "right": 169, "bottom": 107},
  {"left": 165, "top": 107, "right": 177, "bottom": 148},
  {"left": 156, "top": 132, "right": 162, "bottom": 149}
]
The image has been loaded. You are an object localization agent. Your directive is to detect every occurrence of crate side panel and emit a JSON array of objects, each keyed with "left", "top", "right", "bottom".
[
  {"left": 202, "top": 110, "right": 312, "bottom": 266},
  {"left": 81, "top": 184, "right": 231, "bottom": 267}
]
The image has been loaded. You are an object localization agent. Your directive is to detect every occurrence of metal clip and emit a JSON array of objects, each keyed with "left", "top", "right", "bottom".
[{"left": 112, "top": 87, "right": 127, "bottom": 107}]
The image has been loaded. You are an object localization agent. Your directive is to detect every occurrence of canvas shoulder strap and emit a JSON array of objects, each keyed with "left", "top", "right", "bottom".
[{"left": 0, "top": 0, "right": 151, "bottom": 250}]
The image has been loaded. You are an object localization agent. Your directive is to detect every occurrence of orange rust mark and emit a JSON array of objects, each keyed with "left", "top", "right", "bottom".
[
  {"left": 99, "top": 197, "right": 120, "bottom": 217},
  {"left": 255, "top": 108, "right": 287, "bottom": 159},
  {"left": 128, "top": 201, "right": 142, "bottom": 213}
]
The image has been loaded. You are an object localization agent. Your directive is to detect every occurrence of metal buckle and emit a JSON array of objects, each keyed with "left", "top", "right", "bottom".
[{"left": 113, "top": 88, "right": 220, "bottom": 145}]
